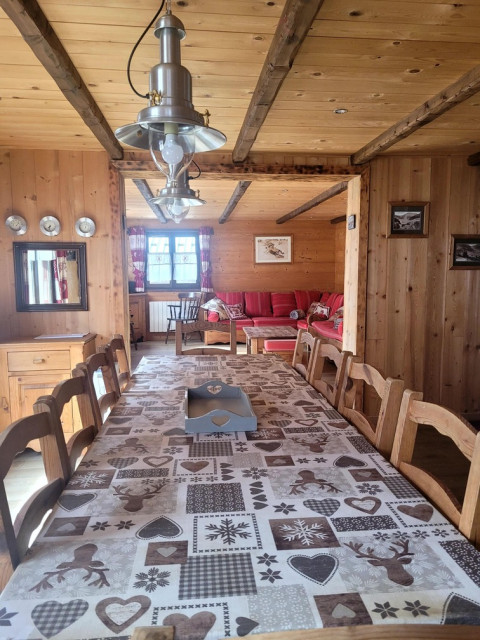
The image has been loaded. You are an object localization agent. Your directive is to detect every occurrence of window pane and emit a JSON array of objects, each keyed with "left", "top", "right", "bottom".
[
  {"left": 148, "top": 236, "right": 169, "bottom": 254},
  {"left": 147, "top": 253, "right": 172, "bottom": 284},
  {"left": 174, "top": 235, "right": 197, "bottom": 284}
]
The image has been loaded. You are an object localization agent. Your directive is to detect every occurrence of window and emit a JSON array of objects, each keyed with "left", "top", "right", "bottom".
[{"left": 146, "top": 231, "right": 200, "bottom": 290}]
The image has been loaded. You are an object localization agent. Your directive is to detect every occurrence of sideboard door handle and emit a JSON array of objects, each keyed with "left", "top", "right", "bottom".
[
  {"left": 1, "top": 396, "right": 9, "bottom": 412},
  {"left": 33, "top": 358, "right": 45, "bottom": 364}
]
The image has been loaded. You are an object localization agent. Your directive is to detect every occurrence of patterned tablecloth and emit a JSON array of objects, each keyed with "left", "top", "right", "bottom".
[{"left": 1, "top": 354, "right": 480, "bottom": 639}]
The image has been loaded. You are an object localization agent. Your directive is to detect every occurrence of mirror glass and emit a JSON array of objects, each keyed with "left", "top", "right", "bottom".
[{"left": 13, "top": 242, "right": 88, "bottom": 311}]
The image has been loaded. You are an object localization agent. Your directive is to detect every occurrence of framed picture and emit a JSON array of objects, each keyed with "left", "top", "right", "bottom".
[
  {"left": 450, "top": 235, "right": 480, "bottom": 269},
  {"left": 254, "top": 235, "right": 292, "bottom": 264},
  {"left": 388, "top": 202, "right": 429, "bottom": 238}
]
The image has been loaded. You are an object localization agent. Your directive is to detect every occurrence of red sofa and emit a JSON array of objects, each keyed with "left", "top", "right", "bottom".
[{"left": 202, "top": 290, "right": 344, "bottom": 346}]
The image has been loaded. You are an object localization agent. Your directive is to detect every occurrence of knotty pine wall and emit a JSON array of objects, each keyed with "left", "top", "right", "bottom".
[
  {"left": 367, "top": 156, "right": 480, "bottom": 415},
  {"left": 0, "top": 149, "right": 127, "bottom": 345}
]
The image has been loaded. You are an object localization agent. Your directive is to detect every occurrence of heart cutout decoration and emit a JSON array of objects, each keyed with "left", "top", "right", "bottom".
[
  {"left": 212, "top": 415, "right": 229, "bottom": 427},
  {"left": 288, "top": 553, "right": 338, "bottom": 585},
  {"left": 344, "top": 496, "right": 381, "bottom": 514},
  {"left": 143, "top": 455, "right": 173, "bottom": 468},
  {"left": 236, "top": 617, "right": 259, "bottom": 636},
  {"left": 95, "top": 596, "right": 150, "bottom": 634},
  {"left": 397, "top": 503, "right": 434, "bottom": 522},
  {"left": 32, "top": 599, "right": 88, "bottom": 638},
  {"left": 162, "top": 612, "right": 216, "bottom": 640},
  {"left": 207, "top": 385, "right": 222, "bottom": 395}
]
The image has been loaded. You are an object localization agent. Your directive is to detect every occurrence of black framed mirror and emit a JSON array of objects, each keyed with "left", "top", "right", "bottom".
[{"left": 13, "top": 242, "right": 88, "bottom": 311}]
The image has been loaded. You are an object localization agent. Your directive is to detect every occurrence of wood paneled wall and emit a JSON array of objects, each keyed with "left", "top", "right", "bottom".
[
  {"left": 0, "top": 149, "right": 127, "bottom": 345},
  {"left": 367, "top": 156, "right": 480, "bottom": 415}
]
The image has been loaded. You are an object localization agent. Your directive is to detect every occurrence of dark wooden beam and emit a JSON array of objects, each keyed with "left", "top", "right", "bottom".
[
  {"left": 352, "top": 64, "right": 480, "bottom": 165},
  {"left": 276, "top": 181, "right": 349, "bottom": 224},
  {"left": 218, "top": 181, "right": 252, "bottom": 223},
  {"left": 467, "top": 150, "right": 480, "bottom": 165},
  {"left": 0, "top": 0, "right": 123, "bottom": 160},
  {"left": 330, "top": 215, "right": 346, "bottom": 225},
  {"left": 133, "top": 179, "right": 167, "bottom": 223},
  {"left": 232, "top": 0, "right": 325, "bottom": 163},
  {"left": 113, "top": 159, "right": 361, "bottom": 180}
]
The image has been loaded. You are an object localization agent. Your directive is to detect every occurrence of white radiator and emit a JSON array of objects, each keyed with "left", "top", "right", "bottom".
[{"left": 149, "top": 301, "right": 176, "bottom": 332}]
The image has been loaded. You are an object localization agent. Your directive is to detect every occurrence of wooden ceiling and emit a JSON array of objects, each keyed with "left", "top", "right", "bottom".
[{"left": 2, "top": 0, "right": 480, "bottom": 223}]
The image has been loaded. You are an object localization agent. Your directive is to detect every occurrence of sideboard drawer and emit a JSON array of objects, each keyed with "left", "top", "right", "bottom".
[{"left": 7, "top": 350, "right": 71, "bottom": 372}]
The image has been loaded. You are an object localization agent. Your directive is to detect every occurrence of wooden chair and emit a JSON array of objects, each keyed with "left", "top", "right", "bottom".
[
  {"left": 391, "top": 389, "right": 480, "bottom": 546},
  {"left": 175, "top": 319, "right": 237, "bottom": 355},
  {"left": 100, "top": 334, "right": 131, "bottom": 392},
  {"left": 34, "top": 370, "right": 98, "bottom": 473},
  {"left": 0, "top": 410, "right": 69, "bottom": 589},
  {"left": 291, "top": 328, "right": 321, "bottom": 383},
  {"left": 165, "top": 292, "right": 202, "bottom": 344},
  {"left": 338, "top": 355, "right": 404, "bottom": 457},
  {"left": 310, "top": 344, "right": 352, "bottom": 408},
  {"left": 73, "top": 348, "right": 120, "bottom": 430}
]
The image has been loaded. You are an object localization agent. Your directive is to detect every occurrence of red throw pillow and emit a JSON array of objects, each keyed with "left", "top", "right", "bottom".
[
  {"left": 244, "top": 292, "right": 272, "bottom": 317},
  {"left": 271, "top": 292, "right": 296, "bottom": 317},
  {"left": 294, "top": 290, "right": 322, "bottom": 313},
  {"left": 224, "top": 303, "right": 248, "bottom": 320}
]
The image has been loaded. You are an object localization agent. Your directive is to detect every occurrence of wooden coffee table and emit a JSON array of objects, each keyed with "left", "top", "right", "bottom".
[{"left": 243, "top": 325, "right": 298, "bottom": 354}]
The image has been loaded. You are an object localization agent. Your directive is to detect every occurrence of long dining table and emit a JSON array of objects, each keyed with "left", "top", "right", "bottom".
[{"left": 1, "top": 353, "right": 480, "bottom": 639}]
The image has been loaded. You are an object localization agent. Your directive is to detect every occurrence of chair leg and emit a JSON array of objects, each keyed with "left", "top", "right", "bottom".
[{"left": 165, "top": 320, "right": 172, "bottom": 344}]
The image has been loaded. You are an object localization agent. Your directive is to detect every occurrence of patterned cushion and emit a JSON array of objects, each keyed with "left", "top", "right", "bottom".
[
  {"left": 201, "top": 296, "right": 228, "bottom": 320},
  {"left": 331, "top": 306, "right": 344, "bottom": 322},
  {"left": 290, "top": 309, "right": 306, "bottom": 320},
  {"left": 224, "top": 303, "right": 248, "bottom": 320},
  {"left": 271, "top": 292, "right": 296, "bottom": 317},
  {"left": 244, "top": 292, "right": 272, "bottom": 317},
  {"left": 307, "top": 302, "right": 330, "bottom": 319},
  {"left": 294, "top": 290, "right": 322, "bottom": 313}
]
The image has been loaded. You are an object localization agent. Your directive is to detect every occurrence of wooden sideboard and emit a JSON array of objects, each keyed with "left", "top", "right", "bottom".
[
  {"left": 129, "top": 294, "right": 146, "bottom": 342},
  {"left": 0, "top": 334, "right": 96, "bottom": 443}
]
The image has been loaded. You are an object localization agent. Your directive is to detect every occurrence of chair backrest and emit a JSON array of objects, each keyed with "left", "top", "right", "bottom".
[
  {"left": 291, "top": 329, "right": 320, "bottom": 383},
  {"left": 0, "top": 410, "right": 68, "bottom": 587},
  {"left": 74, "top": 348, "right": 120, "bottom": 429},
  {"left": 310, "top": 344, "right": 352, "bottom": 408},
  {"left": 103, "top": 334, "right": 131, "bottom": 392},
  {"left": 338, "top": 355, "right": 404, "bottom": 457},
  {"left": 391, "top": 389, "right": 480, "bottom": 545},
  {"left": 176, "top": 319, "right": 237, "bottom": 355},
  {"left": 170, "top": 293, "right": 202, "bottom": 321},
  {"left": 34, "top": 370, "right": 98, "bottom": 473}
]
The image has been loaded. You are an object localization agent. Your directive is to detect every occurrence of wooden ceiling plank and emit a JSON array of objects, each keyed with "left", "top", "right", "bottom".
[
  {"left": 218, "top": 180, "right": 252, "bottom": 224},
  {"left": 132, "top": 179, "right": 167, "bottom": 224},
  {"left": 352, "top": 64, "right": 480, "bottom": 164},
  {"left": 0, "top": 0, "right": 123, "bottom": 159},
  {"left": 276, "top": 181, "right": 349, "bottom": 224},
  {"left": 232, "top": 0, "right": 326, "bottom": 163}
]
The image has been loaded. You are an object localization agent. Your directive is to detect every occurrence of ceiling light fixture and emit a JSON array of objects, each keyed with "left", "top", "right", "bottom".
[
  {"left": 150, "top": 171, "right": 206, "bottom": 224},
  {"left": 115, "top": 0, "right": 226, "bottom": 188}
]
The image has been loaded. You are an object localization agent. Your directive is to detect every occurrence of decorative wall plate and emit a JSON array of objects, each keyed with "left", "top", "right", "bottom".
[
  {"left": 5, "top": 214, "right": 27, "bottom": 235},
  {"left": 75, "top": 216, "right": 96, "bottom": 237},
  {"left": 39, "top": 215, "right": 61, "bottom": 236}
]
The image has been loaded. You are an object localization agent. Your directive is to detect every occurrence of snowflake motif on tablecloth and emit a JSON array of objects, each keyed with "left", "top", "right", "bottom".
[
  {"left": 0, "top": 607, "right": 17, "bottom": 627},
  {"left": 69, "top": 472, "right": 110, "bottom": 489},
  {"left": 79, "top": 459, "right": 99, "bottom": 468},
  {"left": 134, "top": 567, "right": 170, "bottom": 592},
  {"left": 115, "top": 520, "right": 135, "bottom": 530},
  {"left": 411, "top": 529, "right": 429, "bottom": 539},
  {"left": 314, "top": 457, "right": 327, "bottom": 463},
  {"left": 206, "top": 431, "right": 231, "bottom": 439},
  {"left": 372, "top": 601, "right": 399, "bottom": 619},
  {"left": 373, "top": 531, "right": 389, "bottom": 541},
  {"left": 273, "top": 502, "right": 296, "bottom": 515},
  {"left": 205, "top": 518, "right": 251, "bottom": 544},
  {"left": 357, "top": 483, "right": 382, "bottom": 495},
  {"left": 297, "top": 458, "right": 310, "bottom": 464},
  {"left": 257, "top": 553, "right": 278, "bottom": 567},
  {"left": 260, "top": 568, "right": 283, "bottom": 583},
  {"left": 235, "top": 442, "right": 249, "bottom": 451},
  {"left": 403, "top": 600, "right": 430, "bottom": 617},
  {"left": 280, "top": 519, "right": 328, "bottom": 546},
  {"left": 432, "top": 528, "right": 449, "bottom": 538},
  {"left": 242, "top": 467, "right": 268, "bottom": 480},
  {"left": 90, "top": 521, "right": 110, "bottom": 532}
]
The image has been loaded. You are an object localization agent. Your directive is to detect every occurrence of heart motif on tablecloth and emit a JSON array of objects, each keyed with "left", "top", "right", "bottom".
[
  {"left": 296, "top": 419, "right": 317, "bottom": 427},
  {"left": 32, "top": 599, "right": 88, "bottom": 638},
  {"left": 95, "top": 596, "right": 150, "bottom": 634},
  {"left": 253, "top": 442, "right": 282, "bottom": 452},
  {"left": 143, "top": 455, "right": 173, "bottom": 468},
  {"left": 107, "top": 417, "right": 132, "bottom": 424},
  {"left": 344, "top": 496, "right": 381, "bottom": 514},
  {"left": 162, "top": 612, "right": 216, "bottom": 640},
  {"left": 236, "top": 616, "right": 259, "bottom": 636},
  {"left": 107, "top": 457, "right": 138, "bottom": 469},
  {"left": 58, "top": 493, "right": 96, "bottom": 511},
  {"left": 332, "top": 603, "right": 356, "bottom": 619},
  {"left": 334, "top": 455, "right": 366, "bottom": 468},
  {"left": 443, "top": 594, "right": 480, "bottom": 624},
  {"left": 268, "top": 420, "right": 291, "bottom": 427},
  {"left": 303, "top": 498, "right": 341, "bottom": 516},
  {"left": 288, "top": 553, "right": 338, "bottom": 585},
  {"left": 156, "top": 546, "right": 177, "bottom": 557},
  {"left": 137, "top": 516, "right": 183, "bottom": 539},
  {"left": 397, "top": 503, "right": 434, "bottom": 522},
  {"left": 181, "top": 461, "right": 209, "bottom": 472}
]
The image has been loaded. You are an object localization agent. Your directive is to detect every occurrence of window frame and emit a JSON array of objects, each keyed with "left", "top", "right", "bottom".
[{"left": 145, "top": 230, "right": 200, "bottom": 291}]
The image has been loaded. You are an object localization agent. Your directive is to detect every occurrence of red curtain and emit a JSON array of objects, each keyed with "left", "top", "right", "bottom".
[
  {"left": 128, "top": 226, "right": 147, "bottom": 292},
  {"left": 199, "top": 226, "right": 214, "bottom": 293}
]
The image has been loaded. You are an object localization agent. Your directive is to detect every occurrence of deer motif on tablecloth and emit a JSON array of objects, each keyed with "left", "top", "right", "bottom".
[
  {"left": 344, "top": 539, "right": 414, "bottom": 586},
  {"left": 289, "top": 470, "right": 341, "bottom": 495},
  {"left": 291, "top": 435, "right": 329, "bottom": 453},
  {"left": 112, "top": 481, "right": 167, "bottom": 512}
]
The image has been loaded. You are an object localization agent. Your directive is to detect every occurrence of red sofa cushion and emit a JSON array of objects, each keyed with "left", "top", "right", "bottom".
[
  {"left": 253, "top": 317, "right": 298, "bottom": 328},
  {"left": 245, "top": 292, "right": 272, "bottom": 317},
  {"left": 263, "top": 339, "right": 296, "bottom": 351},
  {"left": 311, "top": 320, "right": 341, "bottom": 341},
  {"left": 271, "top": 292, "right": 296, "bottom": 317},
  {"left": 330, "top": 294, "right": 344, "bottom": 317},
  {"left": 216, "top": 318, "right": 254, "bottom": 328},
  {"left": 294, "top": 290, "right": 321, "bottom": 313},
  {"left": 296, "top": 318, "right": 308, "bottom": 330},
  {"left": 215, "top": 291, "right": 244, "bottom": 307}
]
